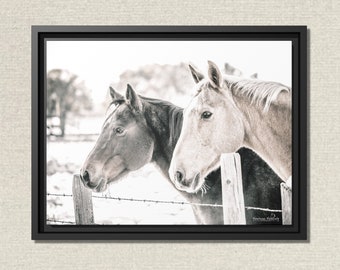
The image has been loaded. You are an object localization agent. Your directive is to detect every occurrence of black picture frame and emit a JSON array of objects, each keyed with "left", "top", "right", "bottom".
[{"left": 32, "top": 25, "right": 307, "bottom": 240}]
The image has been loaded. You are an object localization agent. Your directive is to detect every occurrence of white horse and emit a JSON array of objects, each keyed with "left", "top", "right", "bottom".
[{"left": 169, "top": 61, "right": 291, "bottom": 193}]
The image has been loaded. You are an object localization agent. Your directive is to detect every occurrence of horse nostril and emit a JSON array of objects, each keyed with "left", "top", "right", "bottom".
[
  {"left": 175, "top": 171, "right": 184, "bottom": 183},
  {"left": 81, "top": 170, "right": 90, "bottom": 184}
]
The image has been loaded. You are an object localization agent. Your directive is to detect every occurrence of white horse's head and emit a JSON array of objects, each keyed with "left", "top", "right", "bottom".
[{"left": 169, "top": 61, "right": 245, "bottom": 193}]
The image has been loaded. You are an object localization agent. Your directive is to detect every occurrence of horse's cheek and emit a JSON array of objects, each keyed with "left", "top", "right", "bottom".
[
  {"left": 135, "top": 134, "right": 153, "bottom": 164},
  {"left": 124, "top": 128, "right": 153, "bottom": 170}
]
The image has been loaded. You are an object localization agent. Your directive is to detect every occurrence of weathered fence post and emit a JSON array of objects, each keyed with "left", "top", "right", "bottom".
[
  {"left": 280, "top": 180, "right": 292, "bottom": 225},
  {"left": 72, "top": 174, "right": 94, "bottom": 224},
  {"left": 220, "top": 153, "right": 246, "bottom": 225}
]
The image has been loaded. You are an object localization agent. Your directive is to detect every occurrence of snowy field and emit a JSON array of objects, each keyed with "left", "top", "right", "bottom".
[{"left": 47, "top": 138, "right": 196, "bottom": 225}]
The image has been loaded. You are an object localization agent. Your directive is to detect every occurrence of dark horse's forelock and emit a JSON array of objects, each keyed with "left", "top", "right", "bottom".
[{"left": 103, "top": 102, "right": 129, "bottom": 127}]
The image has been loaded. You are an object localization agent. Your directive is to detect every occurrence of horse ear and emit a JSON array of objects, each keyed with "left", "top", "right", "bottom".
[
  {"left": 109, "top": 86, "right": 124, "bottom": 101},
  {"left": 126, "top": 84, "right": 142, "bottom": 112},
  {"left": 207, "top": 60, "right": 223, "bottom": 89},
  {"left": 188, "top": 64, "right": 204, "bottom": 83}
]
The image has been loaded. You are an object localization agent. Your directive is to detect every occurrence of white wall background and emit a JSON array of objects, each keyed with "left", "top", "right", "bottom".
[{"left": 0, "top": 0, "right": 340, "bottom": 269}]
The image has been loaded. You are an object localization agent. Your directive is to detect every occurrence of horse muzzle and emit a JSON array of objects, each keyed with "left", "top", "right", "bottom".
[
  {"left": 173, "top": 171, "right": 202, "bottom": 193},
  {"left": 80, "top": 170, "right": 107, "bottom": 192}
]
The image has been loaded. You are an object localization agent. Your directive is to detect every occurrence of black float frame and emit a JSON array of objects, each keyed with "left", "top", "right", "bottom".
[{"left": 32, "top": 26, "right": 307, "bottom": 240}]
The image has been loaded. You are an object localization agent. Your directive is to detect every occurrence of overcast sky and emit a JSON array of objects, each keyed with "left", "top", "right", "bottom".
[{"left": 47, "top": 40, "right": 292, "bottom": 103}]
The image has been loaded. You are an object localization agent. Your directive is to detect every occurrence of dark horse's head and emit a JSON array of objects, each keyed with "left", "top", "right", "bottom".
[{"left": 80, "top": 84, "right": 155, "bottom": 192}]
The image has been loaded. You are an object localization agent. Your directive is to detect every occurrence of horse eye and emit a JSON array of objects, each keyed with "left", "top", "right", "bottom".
[
  {"left": 115, "top": 127, "right": 124, "bottom": 134},
  {"left": 201, "top": 111, "right": 213, "bottom": 119}
]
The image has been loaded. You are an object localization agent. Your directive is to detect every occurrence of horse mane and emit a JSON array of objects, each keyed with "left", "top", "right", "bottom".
[
  {"left": 224, "top": 76, "right": 291, "bottom": 112},
  {"left": 168, "top": 104, "right": 183, "bottom": 146},
  {"left": 140, "top": 96, "right": 183, "bottom": 147}
]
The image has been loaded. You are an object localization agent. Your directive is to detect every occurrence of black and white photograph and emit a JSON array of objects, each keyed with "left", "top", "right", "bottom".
[{"left": 32, "top": 26, "right": 307, "bottom": 240}]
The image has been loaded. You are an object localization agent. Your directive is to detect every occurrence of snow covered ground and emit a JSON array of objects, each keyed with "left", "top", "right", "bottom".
[{"left": 47, "top": 139, "right": 196, "bottom": 225}]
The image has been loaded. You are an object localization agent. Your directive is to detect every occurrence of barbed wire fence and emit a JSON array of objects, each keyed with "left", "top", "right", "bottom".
[
  {"left": 47, "top": 153, "right": 290, "bottom": 225},
  {"left": 47, "top": 192, "right": 283, "bottom": 211},
  {"left": 47, "top": 192, "right": 224, "bottom": 225},
  {"left": 46, "top": 191, "right": 282, "bottom": 225},
  {"left": 47, "top": 192, "right": 224, "bottom": 208}
]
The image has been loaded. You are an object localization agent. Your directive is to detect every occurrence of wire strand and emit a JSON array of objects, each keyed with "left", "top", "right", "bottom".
[
  {"left": 47, "top": 193, "right": 222, "bottom": 208},
  {"left": 47, "top": 193, "right": 281, "bottom": 212}
]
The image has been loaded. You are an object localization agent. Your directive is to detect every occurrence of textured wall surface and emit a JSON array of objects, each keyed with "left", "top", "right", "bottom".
[{"left": 1, "top": 0, "right": 339, "bottom": 269}]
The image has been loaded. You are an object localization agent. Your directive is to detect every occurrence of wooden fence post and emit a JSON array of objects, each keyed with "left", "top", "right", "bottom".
[
  {"left": 280, "top": 181, "right": 292, "bottom": 225},
  {"left": 220, "top": 153, "right": 246, "bottom": 225},
  {"left": 72, "top": 174, "right": 94, "bottom": 224}
]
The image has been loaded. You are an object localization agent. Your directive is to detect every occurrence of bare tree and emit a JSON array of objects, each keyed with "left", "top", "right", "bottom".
[{"left": 47, "top": 69, "right": 92, "bottom": 136}]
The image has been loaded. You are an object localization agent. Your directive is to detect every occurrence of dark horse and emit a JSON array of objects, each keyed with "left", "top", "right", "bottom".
[{"left": 80, "top": 84, "right": 282, "bottom": 224}]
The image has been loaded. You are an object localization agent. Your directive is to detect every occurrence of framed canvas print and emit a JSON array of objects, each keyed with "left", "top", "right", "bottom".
[{"left": 32, "top": 26, "right": 307, "bottom": 240}]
